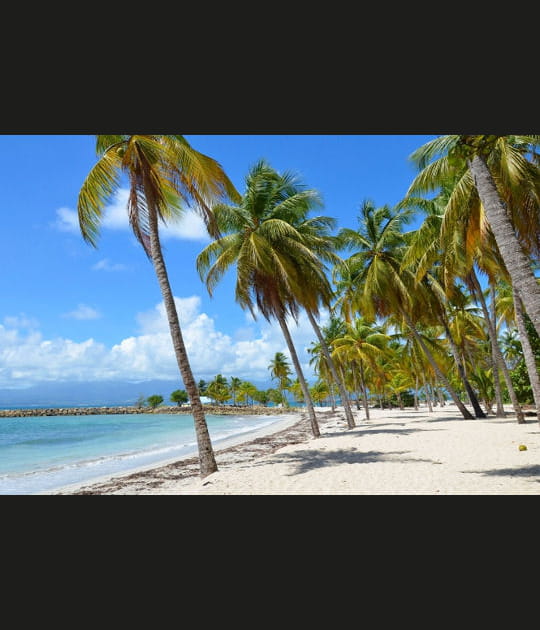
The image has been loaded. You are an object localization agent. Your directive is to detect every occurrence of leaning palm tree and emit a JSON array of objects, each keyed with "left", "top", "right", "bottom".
[
  {"left": 77, "top": 135, "right": 239, "bottom": 478},
  {"left": 197, "top": 160, "right": 348, "bottom": 437},
  {"left": 407, "top": 135, "right": 540, "bottom": 339}
]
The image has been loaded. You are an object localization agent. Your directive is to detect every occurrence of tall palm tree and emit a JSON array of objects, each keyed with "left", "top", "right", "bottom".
[
  {"left": 77, "top": 135, "right": 239, "bottom": 478},
  {"left": 197, "top": 160, "right": 351, "bottom": 436},
  {"left": 399, "top": 186, "right": 489, "bottom": 417},
  {"left": 402, "top": 159, "right": 527, "bottom": 422},
  {"left": 407, "top": 134, "right": 540, "bottom": 339}
]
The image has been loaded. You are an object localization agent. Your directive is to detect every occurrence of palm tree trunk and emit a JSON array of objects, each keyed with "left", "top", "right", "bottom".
[
  {"left": 328, "top": 383, "right": 336, "bottom": 412},
  {"left": 306, "top": 310, "right": 355, "bottom": 428},
  {"left": 470, "top": 271, "right": 525, "bottom": 423},
  {"left": 440, "top": 316, "right": 486, "bottom": 417},
  {"left": 422, "top": 373, "right": 433, "bottom": 412},
  {"left": 490, "top": 346, "right": 505, "bottom": 416},
  {"left": 358, "top": 361, "right": 371, "bottom": 420},
  {"left": 277, "top": 314, "right": 320, "bottom": 438},
  {"left": 338, "top": 364, "right": 355, "bottom": 411},
  {"left": 436, "top": 387, "right": 445, "bottom": 406},
  {"left": 349, "top": 364, "right": 362, "bottom": 410},
  {"left": 513, "top": 287, "right": 540, "bottom": 424},
  {"left": 148, "top": 210, "right": 217, "bottom": 477},
  {"left": 414, "top": 374, "right": 419, "bottom": 410},
  {"left": 400, "top": 308, "right": 474, "bottom": 419},
  {"left": 468, "top": 155, "right": 540, "bottom": 339},
  {"left": 488, "top": 279, "right": 506, "bottom": 416}
]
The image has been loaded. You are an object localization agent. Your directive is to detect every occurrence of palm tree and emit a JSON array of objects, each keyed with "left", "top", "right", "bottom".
[
  {"left": 332, "top": 318, "right": 388, "bottom": 420},
  {"left": 407, "top": 135, "right": 540, "bottom": 339},
  {"left": 229, "top": 376, "right": 242, "bottom": 406},
  {"left": 237, "top": 380, "right": 257, "bottom": 406},
  {"left": 206, "top": 375, "right": 230, "bottom": 405},
  {"left": 335, "top": 200, "right": 475, "bottom": 419},
  {"left": 498, "top": 285, "right": 540, "bottom": 424},
  {"left": 77, "top": 135, "right": 239, "bottom": 478},
  {"left": 197, "top": 160, "right": 345, "bottom": 437},
  {"left": 310, "top": 380, "right": 330, "bottom": 406},
  {"left": 399, "top": 186, "right": 488, "bottom": 417},
  {"left": 289, "top": 378, "right": 305, "bottom": 406},
  {"left": 268, "top": 352, "right": 292, "bottom": 407}
]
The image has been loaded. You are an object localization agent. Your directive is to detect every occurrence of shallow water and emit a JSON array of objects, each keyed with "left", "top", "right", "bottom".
[{"left": 0, "top": 412, "right": 282, "bottom": 495}]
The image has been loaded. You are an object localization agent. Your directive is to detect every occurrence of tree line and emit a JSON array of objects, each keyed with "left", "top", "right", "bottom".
[{"left": 77, "top": 134, "right": 540, "bottom": 478}]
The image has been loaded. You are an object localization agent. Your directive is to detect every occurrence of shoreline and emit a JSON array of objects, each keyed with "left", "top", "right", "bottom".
[
  {"left": 49, "top": 411, "right": 306, "bottom": 495},
  {"left": 49, "top": 403, "right": 540, "bottom": 495}
]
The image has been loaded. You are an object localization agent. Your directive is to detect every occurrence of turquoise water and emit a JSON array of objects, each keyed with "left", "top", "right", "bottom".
[{"left": 0, "top": 412, "right": 284, "bottom": 495}]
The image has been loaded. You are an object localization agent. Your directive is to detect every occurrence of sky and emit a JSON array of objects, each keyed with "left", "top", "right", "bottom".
[{"left": 0, "top": 134, "right": 438, "bottom": 393}]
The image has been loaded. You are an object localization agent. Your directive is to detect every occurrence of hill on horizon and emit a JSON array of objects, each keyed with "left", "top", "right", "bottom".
[{"left": 0, "top": 378, "right": 274, "bottom": 409}]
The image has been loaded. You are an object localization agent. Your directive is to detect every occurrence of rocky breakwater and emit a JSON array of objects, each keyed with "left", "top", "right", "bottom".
[{"left": 0, "top": 405, "right": 301, "bottom": 418}]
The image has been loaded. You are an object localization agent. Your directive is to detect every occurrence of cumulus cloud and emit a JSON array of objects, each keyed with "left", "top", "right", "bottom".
[
  {"left": 161, "top": 211, "right": 210, "bottom": 242},
  {"left": 0, "top": 297, "right": 321, "bottom": 389},
  {"left": 53, "top": 188, "right": 210, "bottom": 242},
  {"left": 62, "top": 304, "right": 102, "bottom": 320}
]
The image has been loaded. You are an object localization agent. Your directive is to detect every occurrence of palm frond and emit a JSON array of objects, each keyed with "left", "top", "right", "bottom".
[{"left": 77, "top": 149, "right": 123, "bottom": 246}]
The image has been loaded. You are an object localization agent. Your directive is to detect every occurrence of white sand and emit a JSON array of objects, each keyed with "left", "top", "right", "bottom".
[
  {"left": 50, "top": 413, "right": 301, "bottom": 495},
  {"left": 158, "top": 404, "right": 540, "bottom": 495}
]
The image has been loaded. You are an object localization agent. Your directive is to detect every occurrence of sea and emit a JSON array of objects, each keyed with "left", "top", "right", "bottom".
[{"left": 0, "top": 411, "right": 287, "bottom": 495}]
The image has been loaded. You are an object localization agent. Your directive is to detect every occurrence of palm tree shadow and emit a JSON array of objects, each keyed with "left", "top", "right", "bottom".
[
  {"left": 465, "top": 465, "right": 540, "bottom": 482},
  {"left": 254, "top": 449, "right": 438, "bottom": 476},
  {"left": 323, "top": 426, "right": 438, "bottom": 439}
]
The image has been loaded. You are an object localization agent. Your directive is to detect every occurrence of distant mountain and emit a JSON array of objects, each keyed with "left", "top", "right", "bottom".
[{"left": 0, "top": 379, "right": 272, "bottom": 409}]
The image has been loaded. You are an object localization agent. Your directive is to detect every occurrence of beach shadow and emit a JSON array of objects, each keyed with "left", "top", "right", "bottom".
[
  {"left": 464, "top": 465, "right": 540, "bottom": 482},
  {"left": 255, "top": 449, "right": 438, "bottom": 476},
  {"left": 424, "top": 415, "right": 482, "bottom": 423},
  {"left": 323, "top": 426, "right": 430, "bottom": 439}
]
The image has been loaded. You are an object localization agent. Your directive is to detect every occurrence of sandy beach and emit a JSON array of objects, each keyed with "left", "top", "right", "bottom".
[{"left": 52, "top": 403, "right": 540, "bottom": 495}]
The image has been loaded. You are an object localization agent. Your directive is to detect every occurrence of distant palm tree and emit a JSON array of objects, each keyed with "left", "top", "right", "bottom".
[
  {"left": 310, "top": 381, "right": 330, "bottom": 406},
  {"left": 229, "top": 376, "right": 242, "bottom": 406},
  {"left": 77, "top": 135, "right": 239, "bottom": 478},
  {"left": 268, "top": 352, "right": 292, "bottom": 407}
]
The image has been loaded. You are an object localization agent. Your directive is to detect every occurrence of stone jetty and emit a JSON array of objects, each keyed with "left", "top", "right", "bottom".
[{"left": 0, "top": 404, "right": 300, "bottom": 418}]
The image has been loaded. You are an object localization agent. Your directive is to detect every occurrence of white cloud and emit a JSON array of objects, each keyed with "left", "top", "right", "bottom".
[
  {"left": 91, "top": 258, "right": 129, "bottom": 272},
  {"left": 102, "top": 189, "right": 130, "bottom": 230},
  {"left": 0, "top": 297, "right": 322, "bottom": 389},
  {"left": 3, "top": 314, "right": 39, "bottom": 330},
  {"left": 54, "top": 188, "right": 210, "bottom": 243},
  {"left": 62, "top": 304, "right": 102, "bottom": 320},
  {"left": 54, "top": 207, "right": 79, "bottom": 234},
  {"left": 161, "top": 210, "right": 210, "bottom": 242}
]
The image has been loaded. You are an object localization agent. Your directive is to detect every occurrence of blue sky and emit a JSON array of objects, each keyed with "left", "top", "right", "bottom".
[{"left": 0, "top": 134, "right": 437, "bottom": 392}]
